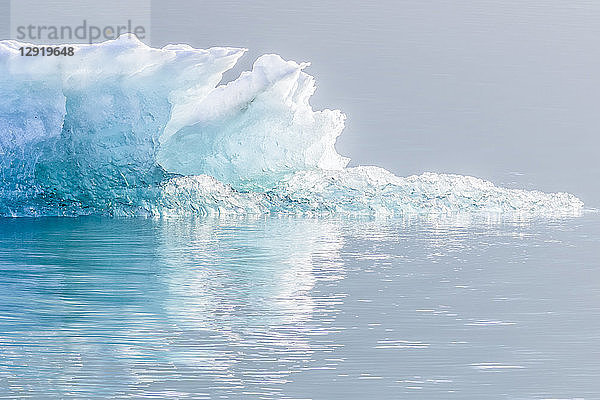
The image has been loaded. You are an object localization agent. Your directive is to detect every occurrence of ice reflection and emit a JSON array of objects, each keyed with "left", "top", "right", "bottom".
[
  {"left": 147, "top": 217, "right": 346, "bottom": 395},
  {"left": 159, "top": 217, "right": 344, "bottom": 326},
  {"left": 0, "top": 217, "right": 346, "bottom": 398}
]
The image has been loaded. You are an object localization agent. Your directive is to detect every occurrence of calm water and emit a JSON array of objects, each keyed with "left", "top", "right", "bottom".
[{"left": 0, "top": 214, "right": 599, "bottom": 399}]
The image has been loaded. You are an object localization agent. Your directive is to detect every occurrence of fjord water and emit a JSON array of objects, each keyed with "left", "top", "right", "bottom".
[{"left": 0, "top": 214, "right": 599, "bottom": 399}]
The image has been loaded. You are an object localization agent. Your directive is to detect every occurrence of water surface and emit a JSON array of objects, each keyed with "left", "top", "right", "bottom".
[{"left": 0, "top": 214, "right": 599, "bottom": 398}]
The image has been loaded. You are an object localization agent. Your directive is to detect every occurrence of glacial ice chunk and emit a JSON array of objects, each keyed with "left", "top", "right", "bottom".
[
  {"left": 157, "top": 53, "right": 348, "bottom": 189},
  {"left": 149, "top": 168, "right": 583, "bottom": 217},
  {"left": 0, "top": 35, "right": 584, "bottom": 217}
]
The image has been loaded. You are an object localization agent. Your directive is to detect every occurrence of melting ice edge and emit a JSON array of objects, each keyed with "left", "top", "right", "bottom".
[{"left": 0, "top": 35, "right": 583, "bottom": 217}]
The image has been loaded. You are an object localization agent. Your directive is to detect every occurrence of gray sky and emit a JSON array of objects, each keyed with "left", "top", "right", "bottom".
[{"left": 151, "top": 0, "right": 600, "bottom": 207}]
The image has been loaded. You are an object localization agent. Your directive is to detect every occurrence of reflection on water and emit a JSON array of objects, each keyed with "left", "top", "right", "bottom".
[
  {"left": 0, "top": 214, "right": 599, "bottom": 399},
  {"left": 157, "top": 218, "right": 345, "bottom": 397}
]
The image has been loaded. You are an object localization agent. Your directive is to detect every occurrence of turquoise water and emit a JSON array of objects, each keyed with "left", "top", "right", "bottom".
[{"left": 0, "top": 214, "right": 599, "bottom": 399}]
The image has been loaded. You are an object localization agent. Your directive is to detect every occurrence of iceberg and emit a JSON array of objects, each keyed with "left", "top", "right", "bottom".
[{"left": 0, "top": 35, "right": 583, "bottom": 217}]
